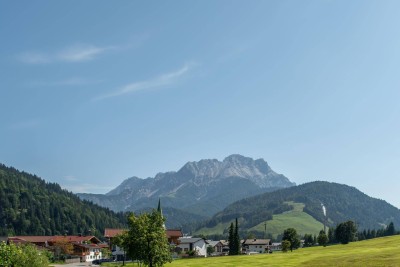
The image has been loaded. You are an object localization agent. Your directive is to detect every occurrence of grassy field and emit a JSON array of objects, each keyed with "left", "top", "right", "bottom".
[
  {"left": 250, "top": 202, "right": 324, "bottom": 238},
  {"left": 103, "top": 235, "right": 400, "bottom": 267}
]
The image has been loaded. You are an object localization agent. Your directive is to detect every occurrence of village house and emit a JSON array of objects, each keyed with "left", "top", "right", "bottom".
[
  {"left": 270, "top": 242, "right": 282, "bottom": 251},
  {"left": 242, "top": 238, "right": 271, "bottom": 254},
  {"left": 177, "top": 237, "right": 208, "bottom": 257},
  {"left": 206, "top": 240, "right": 224, "bottom": 256},
  {"left": 104, "top": 228, "right": 126, "bottom": 261},
  {"left": 8, "top": 235, "right": 105, "bottom": 263},
  {"left": 166, "top": 229, "right": 183, "bottom": 245},
  {"left": 219, "top": 240, "right": 230, "bottom": 255}
]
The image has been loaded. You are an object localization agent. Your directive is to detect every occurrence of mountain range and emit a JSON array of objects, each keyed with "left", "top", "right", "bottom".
[
  {"left": 78, "top": 154, "right": 295, "bottom": 219},
  {"left": 1, "top": 155, "right": 400, "bottom": 239}
]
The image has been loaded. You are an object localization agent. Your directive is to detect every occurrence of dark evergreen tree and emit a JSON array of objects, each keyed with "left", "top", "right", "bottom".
[
  {"left": 328, "top": 227, "right": 335, "bottom": 244},
  {"left": 233, "top": 218, "right": 241, "bottom": 255},
  {"left": 386, "top": 222, "right": 395, "bottom": 236},
  {"left": 303, "top": 234, "right": 314, "bottom": 247},
  {"left": 335, "top": 221, "right": 357, "bottom": 244},
  {"left": 367, "top": 229, "right": 372, "bottom": 239},
  {"left": 228, "top": 222, "right": 234, "bottom": 255},
  {"left": 371, "top": 229, "right": 376, "bottom": 238}
]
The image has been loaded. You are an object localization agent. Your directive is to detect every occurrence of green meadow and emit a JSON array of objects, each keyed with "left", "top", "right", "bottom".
[
  {"left": 250, "top": 202, "right": 324, "bottom": 238},
  {"left": 195, "top": 202, "right": 324, "bottom": 238},
  {"left": 104, "top": 235, "right": 400, "bottom": 267}
]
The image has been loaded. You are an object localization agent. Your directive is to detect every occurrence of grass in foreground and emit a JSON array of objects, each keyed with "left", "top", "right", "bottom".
[{"left": 104, "top": 235, "right": 400, "bottom": 267}]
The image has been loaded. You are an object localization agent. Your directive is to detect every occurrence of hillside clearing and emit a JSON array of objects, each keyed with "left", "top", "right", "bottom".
[{"left": 250, "top": 202, "right": 324, "bottom": 238}]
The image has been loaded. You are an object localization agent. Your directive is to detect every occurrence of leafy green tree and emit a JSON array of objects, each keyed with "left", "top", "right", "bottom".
[
  {"left": 282, "top": 228, "right": 300, "bottom": 252},
  {"left": 52, "top": 236, "right": 74, "bottom": 261},
  {"left": 206, "top": 246, "right": 215, "bottom": 256},
  {"left": 14, "top": 244, "right": 50, "bottom": 267},
  {"left": 0, "top": 241, "right": 20, "bottom": 267},
  {"left": 335, "top": 221, "right": 357, "bottom": 244},
  {"left": 117, "top": 210, "right": 171, "bottom": 267},
  {"left": 317, "top": 230, "right": 328, "bottom": 247},
  {"left": 281, "top": 240, "right": 291, "bottom": 253},
  {"left": 0, "top": 241, "right": 49, "bottom": 267}
]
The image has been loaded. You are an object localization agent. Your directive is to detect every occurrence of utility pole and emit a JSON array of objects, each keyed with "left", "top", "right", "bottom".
[{"left": 264, "top": 222, "right": 267, "bottom": 239}]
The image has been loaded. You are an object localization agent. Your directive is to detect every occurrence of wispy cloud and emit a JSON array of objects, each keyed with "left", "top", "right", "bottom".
[
  {"left": 26, "top": 77, "right": 103, "bottom": 87},
  {"left": 63, "top": 175, "right": 78, "bottom": 182},
  {"left": 63, "top": 183, "right": 114, "bottom": 194},
  {"left": 18, "top": 43, "right": 114, "bottom": 64},
  {"left": 57, "top": 44, "right": 112, "bottom": 62},
  {"left": 94, "top": 63, "right": 195, "bottom": 101}
]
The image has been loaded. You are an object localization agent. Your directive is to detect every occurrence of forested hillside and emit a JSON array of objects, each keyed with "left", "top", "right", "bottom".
[
  {"left": 0, "top": 163, "right": 126, "bottom": 237},
  {"left": 193, "top": 181, "right": 400, "bottom": 234}
]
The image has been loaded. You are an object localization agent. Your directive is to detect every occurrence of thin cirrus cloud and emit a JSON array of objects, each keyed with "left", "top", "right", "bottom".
[
  {"left": 18, "top": 44, "right": 114, "bottom": 64},
  {"left": 63, "top": 183, "right": 114, "bottom": 194},
  {"left": 94, "top": 63, "right": 195, "bottom": 101},
  {"left": 26, "top": 77, "right": 103, "bottom": 87}
]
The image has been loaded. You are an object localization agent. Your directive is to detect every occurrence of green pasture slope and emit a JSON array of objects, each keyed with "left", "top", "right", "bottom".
[
  {"left": 250, "top": 202, "right": 324, "bottom": 238},
  {"left": 103, "top": 235, "right": 400, "bottom": 267},
  {"left": 196, "top": 202, "right": 324, "bottom": 238}
]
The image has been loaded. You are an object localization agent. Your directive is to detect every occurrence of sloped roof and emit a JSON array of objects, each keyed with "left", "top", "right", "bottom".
[
  {"left": 166, "top": 229, "right": 183, "bottom": 238},
  {"left": 243, "top": 239, "right": 271, "bottom": 245},
  {"left": 8, "top": 236, "right": 53, "bottom": 243},
  {"left": 220, "top": 240, "right": 229, "bottom": 246},
  {"left": 207, "top": 240, "right": 223, "bottom": 247},
  {"left": 49, "top": 235, "right": 101, "bottom": 244},
  {"left": 178, "top": 237, "right": 208, "bottom": 244},
  {"left": 104, "top": 228, "right": 126, "bottom": 238}
]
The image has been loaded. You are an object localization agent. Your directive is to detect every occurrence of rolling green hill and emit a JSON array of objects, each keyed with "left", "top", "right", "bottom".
[
  {"left": 0, "top": 163, "right": 126, "bottom": 237},
  {"left": 192, "top": 181, "right": 400, "bottom": 237}
]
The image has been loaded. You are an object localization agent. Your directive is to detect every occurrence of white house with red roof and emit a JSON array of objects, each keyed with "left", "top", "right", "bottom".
[{"left": 8, "top": 235, "right": 105, "bottom": 262}]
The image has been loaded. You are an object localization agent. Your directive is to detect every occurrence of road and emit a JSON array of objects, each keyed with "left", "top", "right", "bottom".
[{"left": 51, "top": 262, "right": 92, "bottom": 267}]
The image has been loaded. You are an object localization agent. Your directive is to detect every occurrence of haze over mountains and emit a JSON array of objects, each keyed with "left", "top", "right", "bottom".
[
  {"left": 194, "top": 181, "right": 400, "bottom": 237},
  {"left": 78, "top": 154, "right": 295, "bottom": 218},
  {"left": 1, "top": 154, "right": 400, "bottom": 238}
]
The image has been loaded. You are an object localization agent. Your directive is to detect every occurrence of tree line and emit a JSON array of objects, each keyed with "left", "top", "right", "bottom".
[{"left": 301, "top": 220, "right": 398, "bottom": 249}]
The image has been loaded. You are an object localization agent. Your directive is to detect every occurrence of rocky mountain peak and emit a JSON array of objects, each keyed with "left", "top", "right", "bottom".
[
  {"left": 176, "top": 154, "right": 283, "bottom": 186},
  {"left": 79, "top": 154, "right": 295, "bottom": 214}
]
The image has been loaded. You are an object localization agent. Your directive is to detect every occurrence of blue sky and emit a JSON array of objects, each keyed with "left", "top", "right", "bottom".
[{"left": 1, "top": 1, "right": 400, "bottom": 208}]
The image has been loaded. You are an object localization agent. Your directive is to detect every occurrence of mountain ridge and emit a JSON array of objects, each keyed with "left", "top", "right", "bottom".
[
  {"left": 78, "top": 154, "right": 295, "bottom": 218},
  {"left": 190, "top": 181, "right": 400, "bottom": 236}
]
